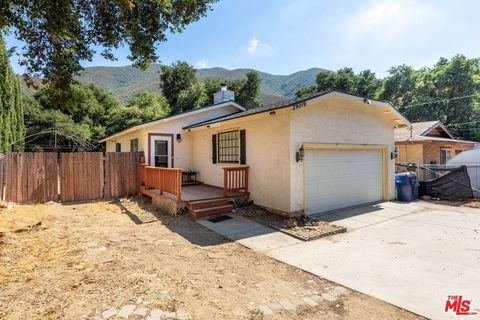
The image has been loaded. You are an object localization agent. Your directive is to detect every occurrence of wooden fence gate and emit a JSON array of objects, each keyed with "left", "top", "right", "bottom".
[
  {"left": 60, "top": 152, "right": 104, "bottom": 202},
  {"left": 4, "top": 153, "right": 58, "bottom": 203},
  {"left": 104, "top": 152, "right": 140, "bottom": 199},
  {"left": 1, "top": 152, "right": 140, "bottom": 203}
]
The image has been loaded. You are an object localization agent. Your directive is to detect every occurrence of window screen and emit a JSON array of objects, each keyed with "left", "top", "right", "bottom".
[
  {"left": 217, "top": 130, "right": 239, "bottom": 163},
  {"left": 115, "top": 142, "right": 121, "bottom": 152}
]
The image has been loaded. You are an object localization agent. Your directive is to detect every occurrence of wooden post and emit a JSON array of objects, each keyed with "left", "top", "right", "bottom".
[
  {"left": 159, "top": 169, "right": 163, "bottom": 195},
  {"left": 223, "top": 168, "right": 228, "bottom": 197},
  {"left": 176, "top": 169, "right": 182, "bottom": 201},
  {"left": 245, "top": 167, "right": 249, "bottom": 193}
]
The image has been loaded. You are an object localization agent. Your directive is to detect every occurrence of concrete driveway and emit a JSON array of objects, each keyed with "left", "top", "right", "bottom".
[{"left": 199, "top": 201, "right": 480, "bottom": 320}]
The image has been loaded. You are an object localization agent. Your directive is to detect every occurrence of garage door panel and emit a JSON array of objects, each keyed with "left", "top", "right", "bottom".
[{"left": 305, "top": 149, "right": 383, "bottom": 215}]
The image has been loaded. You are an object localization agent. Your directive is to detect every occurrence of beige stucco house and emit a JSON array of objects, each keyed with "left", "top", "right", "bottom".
[{"left": 101, "top": 89, "right": 409, "bottom": 217}]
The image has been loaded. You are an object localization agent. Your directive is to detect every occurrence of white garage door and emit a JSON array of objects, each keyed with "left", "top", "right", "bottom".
[{"left": 305, "top": 148, "right": 383, "bottom": 215}]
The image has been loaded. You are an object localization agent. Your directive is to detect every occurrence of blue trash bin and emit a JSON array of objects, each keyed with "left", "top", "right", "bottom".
[{"left": 396, "top": 172, "right": 417, "bottom": 201}]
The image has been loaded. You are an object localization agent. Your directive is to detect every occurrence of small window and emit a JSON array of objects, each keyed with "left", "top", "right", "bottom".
[
  {"left": 130, "top": 138, "right": 139, "bottom": 152},
  {"left": 440, "top": 148, "right": 451, "bottom": 164},
  {"left": 115, "top": 142, "right": 121, "bottom": 152},
  {"left": 217, "top": 130, "right": 239, "bottom": 163}
]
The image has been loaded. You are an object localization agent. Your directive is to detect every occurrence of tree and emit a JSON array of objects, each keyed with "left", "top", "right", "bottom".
[
  {"left": 106, "top": 92, "right": 171, "bottom": 135},
  {"left": 1, "top": 0, "right": 217, "bottom": 103},
  {"left": 160, "top": 61, "right": 200, "bottom": 113},
  {"left": 203, "top": 71, "right": 261, "bottom": 109},
  {"left": 22, "top": 94, "right": 92, "bottom": 151},
  {"left": 176, "top": 83, "right": 208, "bottom": 113},
  {"left": 356, "top": 70, "right": 382, "bottom": 97},
  {"left": 23, "top": 83, "right": 122, "bottom": 151},
  {"left": 236, "top": 71, "right": 261, "bottom": 108},
  {"left": 378, "top": 56, "right": 480, "bottom": 131},
  {"left": 377, "top": 65, "right": 418, "bottom": 109},
  {"left": 297, "top": 68, "right": 382, "bottom": 98},
  {"left": 0, "top": 35, "right": 24, "bottom": 152}
]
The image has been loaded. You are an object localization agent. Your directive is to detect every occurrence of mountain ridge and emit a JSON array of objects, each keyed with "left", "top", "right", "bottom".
[{"left": 21, "top": 65, "right": 328, "bottom": 105}]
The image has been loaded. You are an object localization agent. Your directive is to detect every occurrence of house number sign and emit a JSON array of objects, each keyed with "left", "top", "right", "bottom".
[{"left": 292, "top": 101, "right": 307, "bottom": 110}]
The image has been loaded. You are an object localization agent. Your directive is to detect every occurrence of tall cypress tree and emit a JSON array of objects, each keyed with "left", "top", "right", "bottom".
[{"left": 0, "top": 35, "right": 24, "bottom": 152}]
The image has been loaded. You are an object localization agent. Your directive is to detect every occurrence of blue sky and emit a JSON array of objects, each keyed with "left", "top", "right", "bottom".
[{"left": 5, "top": 0, "right": 480, "bottom": 77}]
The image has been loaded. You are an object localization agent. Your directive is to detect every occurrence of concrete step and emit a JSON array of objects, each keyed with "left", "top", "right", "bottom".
[
  {"left": 188, "top": 198, "right": 229, "bottom": 210},
  {"left": 191, "top": 204, "right": 233, "bottom": 219}
]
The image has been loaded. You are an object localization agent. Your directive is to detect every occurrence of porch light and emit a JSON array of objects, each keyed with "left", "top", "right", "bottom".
[
  {"left": 391, "top": 148, "right": 398, "bottom": 159},
  {"left": 296, "top": 145, "right": 304, "bottom": 162},
  {"left": 176, "top": 133, "right": 182, "bottom": 142}
]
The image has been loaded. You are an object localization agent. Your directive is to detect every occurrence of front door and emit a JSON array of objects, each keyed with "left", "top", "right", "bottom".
[{"left": 150, "top": 135, "right": 172, "bottom": 167}]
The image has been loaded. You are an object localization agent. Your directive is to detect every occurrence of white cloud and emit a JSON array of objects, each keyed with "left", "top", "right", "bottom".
[
  {"left": 246, "top": 37, "right": 274, "bottom": 56},
  {"left": 342, "top": 0, "right": 447, "bottom": 47},
  {"left": 329, "top": 0, "right": 453, "bottom": 74},
  {"left": 248, "top": 37, "right": 259, "bottom": 55},
  {"left": 196, "top": 59, "right": 209, "bottom": 68}
]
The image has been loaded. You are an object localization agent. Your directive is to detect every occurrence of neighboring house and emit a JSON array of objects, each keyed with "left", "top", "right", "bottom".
[
  {"left": 394, "top": 120, "right": 477, "bottom": 165},
  {"left": 101, "top": 88, "right": 409, "bottom": 216}
]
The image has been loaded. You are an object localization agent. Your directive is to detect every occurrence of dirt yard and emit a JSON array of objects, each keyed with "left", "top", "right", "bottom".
[{"left": 0, "top": 198, "right": 422, "bottom": 320}]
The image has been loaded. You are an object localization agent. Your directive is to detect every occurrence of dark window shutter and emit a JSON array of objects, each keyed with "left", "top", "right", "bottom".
[
  {"left": 212, "top": 134, "right": 217, "bottom": 163},
  {"left": 240, "top": 130, "right": 246, "bottom": 165}
]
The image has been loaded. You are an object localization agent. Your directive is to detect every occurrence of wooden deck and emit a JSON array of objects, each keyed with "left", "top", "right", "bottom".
[{"left": 145, "top": 184, "right": 245, "bottom": 202}]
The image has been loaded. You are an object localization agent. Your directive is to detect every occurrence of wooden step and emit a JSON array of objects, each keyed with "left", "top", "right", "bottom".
[
  {"left": 188, "top": 198, "right": 229, "bottom": 210},
  {"left": 190, "top": 204, "right": 233, "bottom": 219}
]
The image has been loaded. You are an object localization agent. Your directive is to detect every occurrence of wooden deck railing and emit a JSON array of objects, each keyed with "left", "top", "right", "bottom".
[
  {"left": 223, "top": 166, "right": 249, "bottom": 197},
  {"left": 139, "top": 164, "right": 182, "bottom": 200}
]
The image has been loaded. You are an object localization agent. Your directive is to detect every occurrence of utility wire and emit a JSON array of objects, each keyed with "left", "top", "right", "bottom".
[{"left": 399, "top": 93, "right": 480, "bottom": 109}]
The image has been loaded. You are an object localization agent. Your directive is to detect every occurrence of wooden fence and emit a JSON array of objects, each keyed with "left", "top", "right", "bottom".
[
  {"left": 0, "top": 155, "right": 5, "bottom": 201},
  {"left": 104, "top": 152, "right": 140, "bottom": 199},
  {"left": 60, "top": 152, "right": 104, "bottom": 202},
  {"left": 1, "top": 152, "right": 140, "bottom": 203},
  {"left": 4, "top": 153, "right": 58, "bottom": 203}
]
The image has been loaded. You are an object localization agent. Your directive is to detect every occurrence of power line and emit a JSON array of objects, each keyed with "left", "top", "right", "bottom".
[
  {"left": 399, "top": 93, "right": 480, "bottom": 109},
  {"left": 448, "top": 120, "right": 480, "bottom": 127}
]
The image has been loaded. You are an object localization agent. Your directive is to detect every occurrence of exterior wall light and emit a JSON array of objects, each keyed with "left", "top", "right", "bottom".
[
  {"left": 391, "top": 148, "right": 398, "bottom": 159},
  {"left": 269, "top": 111, "right": 276, "bottom": 116},
  {"left": 363, "top": 98, "right": 372, "bottom": 104},
  {"left": 296, "top": 145, "right": 304, "bottom": 162},
  {"left": 176, "top": 133, "right": 182, "bottom": 142}
]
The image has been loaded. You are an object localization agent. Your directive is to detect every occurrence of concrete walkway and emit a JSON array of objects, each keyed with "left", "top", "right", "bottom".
[
  {"left": 198, "top": 215, "right": 302, "bottom": 252},
  {"left": 198, "top": 202, "right": 480, "bottom": 320}
]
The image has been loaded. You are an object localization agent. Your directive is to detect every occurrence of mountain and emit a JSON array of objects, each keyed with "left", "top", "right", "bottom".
[{"left": 21, "top": 65, "right": 328, "bottom": 105}]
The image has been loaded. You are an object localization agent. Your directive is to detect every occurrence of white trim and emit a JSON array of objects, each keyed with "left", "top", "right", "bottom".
[
  {"left": 217, "top": 129, "right": 240, "bottom": 164},
  {"left": 150, "top": 135, "right": 172, "bottom": 168},
  {"left": 99, "top": 101, "right": 245, "bottom": 142}
]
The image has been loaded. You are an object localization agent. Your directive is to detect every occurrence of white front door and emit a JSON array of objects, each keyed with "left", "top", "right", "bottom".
[
  {"left": 304, "top": 148, "right": 384, "bottom": 215},
  {"left": 150, "top": 135, "right": 172, "bottom": 167}
]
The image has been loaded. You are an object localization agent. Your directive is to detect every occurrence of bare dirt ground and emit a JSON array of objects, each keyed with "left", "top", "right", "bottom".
[{"left": 0, "top": 198, "right": 423, "bottom": 320}]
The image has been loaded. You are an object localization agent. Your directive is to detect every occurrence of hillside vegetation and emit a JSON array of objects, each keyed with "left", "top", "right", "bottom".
[{"left": 68, "top": 65, "right": 326, "bottom": 104}]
